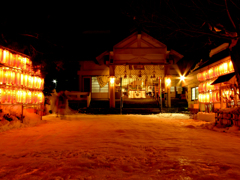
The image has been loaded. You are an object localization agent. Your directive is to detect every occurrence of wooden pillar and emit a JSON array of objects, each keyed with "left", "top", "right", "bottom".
[
  {"left": 164, "top": 65, "right": 171, "bottom": 108},
  {"left": 167, "top": 86, "right": 171, "bottom": 108},
  {"left": 109, "top": 65, "right": 115, "bottom": 108}
]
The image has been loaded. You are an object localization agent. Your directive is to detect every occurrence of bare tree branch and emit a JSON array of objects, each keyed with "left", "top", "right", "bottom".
[
  {"left": 224, "top": 0, "right": 237, "bottom": 31},
  {"left": 229, "top": 0, "right": 240, "bottom": 10}
]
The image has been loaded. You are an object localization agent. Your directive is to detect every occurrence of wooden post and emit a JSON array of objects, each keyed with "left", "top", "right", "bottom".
[
  {"left": 120, "top": 77, "right": 122, "bottom": 114},
  {"left": 167, "top": 86, "right": 171, "bottom": 108},
  {"left": 109, "top": 65, "right": 115, "bottom": 108}
]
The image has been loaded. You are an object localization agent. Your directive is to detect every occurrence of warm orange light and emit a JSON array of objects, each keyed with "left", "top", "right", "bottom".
[
  {"left": 228, "top": 61, "right": 234, "bottom": 72},
  {"left": 0, "top": 49, "right": 3, "bottom": 63},
  {"left": 165, "top": 78, "right": 171, "bottom": 87},
  {"left": 3, "top": 50, "right": 9, "bottom": 64},
  {"left": 180, "top": 75, "right": 185, "bottom": 81},
  {"left": 110, "top": 77, "right": 115, "bottom": 86}
]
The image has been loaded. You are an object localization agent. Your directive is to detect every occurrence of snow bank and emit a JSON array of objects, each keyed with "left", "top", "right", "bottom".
[{"left": 0, "top": 105, "right": 46, "bottom": 133}]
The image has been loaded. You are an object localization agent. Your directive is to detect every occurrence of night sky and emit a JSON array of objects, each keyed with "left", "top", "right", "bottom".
[{"left": 0, "top": 1, "right": 237, "bottom": 92}]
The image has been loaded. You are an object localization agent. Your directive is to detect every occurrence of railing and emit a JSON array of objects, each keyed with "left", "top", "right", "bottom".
[{"left": 65, "top": 91, "right": 91, "bottom": 107}]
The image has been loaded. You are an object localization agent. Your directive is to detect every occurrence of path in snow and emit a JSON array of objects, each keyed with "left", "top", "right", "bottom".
[{"left": 0, "top": 114, "right": 240, "bottom": 180}]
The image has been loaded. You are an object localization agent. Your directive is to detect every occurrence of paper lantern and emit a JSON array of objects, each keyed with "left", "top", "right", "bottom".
[
  {"left": 208, "top": 68, "right": 213, "bottom": 79},
  {"left": 40, "top": 78, "right": 44, "bottom": 90},
  {"left": 3, "top": 68, "right": 11, "bottom": 85},
  {"left": 0, "top": 67, "right": 3, "bottom": 84},
  {"left": 22, "top": 90, "right": 26, "bottom": 104},
  {"left": 223, "top": 62, "right": 228, "bottom": 74},
  {"left": 3, "top": 50, "right": 10, "bottom": 65},
  {"left": 0, "top": 88, "right": 5, "bottom": 103},
  {"left": 28, "top": 76, "right": 33, "bottom": 88},
  {"left": 0, "top": 49, "right": 3, "bottom": 63},
  {"left": 27, "top": 90, "right": 32, "bottom": 104},
  {"left": 228, "top": 61, "right": 234, "bottom": 72},
  {"left": 16, "top": 55, "right": 22, "bottom": 69},
  {"left": 12, "top": 89, "right": 16, "bottom": 104},
  {"left": 24, "top": 74, "right": 28, "bottom": 87},
  {"left": 16, "top": 89, "right": 22, "bottom": 103},
  {"left": 11, "top": 70, "right": 16, "bottom": 85},
  {"left": 15, "top": 70, "right": 21, "bottom": 86},
  {"left": 6, "top": 88, "right": 12, "bottom": 103},
  {"left": 206, "top": 93, "right": 210, "bottom": 103},
  {"left": 197, "top": 73, "right": 202, "bottom": 81}
]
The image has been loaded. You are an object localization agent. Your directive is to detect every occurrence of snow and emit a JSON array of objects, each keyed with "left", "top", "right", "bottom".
[{"left": 0, "top": 113, "right": 240, "bottom": 179}]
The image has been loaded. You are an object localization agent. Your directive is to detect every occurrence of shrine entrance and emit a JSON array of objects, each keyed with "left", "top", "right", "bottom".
[{"left": 114, "top": 64, "right": 164, "bottom": 100}]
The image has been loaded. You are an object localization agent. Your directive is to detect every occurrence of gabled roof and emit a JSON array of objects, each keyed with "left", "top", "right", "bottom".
[{"left": 113, "top": 31, "right": 167, "bottom": 49}]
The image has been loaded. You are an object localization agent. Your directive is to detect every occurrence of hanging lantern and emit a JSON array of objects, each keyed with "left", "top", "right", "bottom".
[
  {"left": 12, "top": 88, "right": 16, "bottom": 104},
  {"left": 3, "top": 50, "right": 10, "bottom": 65},
  {"left": 12, "top": 54, "right": 17, "bottom": 68},
  {"left": 11, "top": 70, "right": 16, "bottom": 85},
  {"left": 15, "top": 70, "right": 21, "bottom": 86},
  {"left": 6, "top": 87, "right": 12, "bottom": 103},
  {"left": 33, "top": 76, "right": 37, "bottom": 89},
  {"left": 223, "top": 62, "right": 228, "bottom": 74},
  {"left": 40, "top": 78, "right": 44, "bottom": 90},
  {"left": 0, "top": 88, "right": 5, "bottom": 103},
  {"left": 209, "top": 92, "right": 213, "bottom": 102},
  {"left": 0, "top": 67, "right": 3, "bottom": 84},
  {"left": 27, "top": 90, "right": 32, "bottom": 104},
  {"left": 228, "top": 60, "right": 234, "bottom": 72},
  {"left": 20, "top": 73, "right": 24, "bottom": 86},
  {"left": 22, "top": 90, "right": 26, "bottom": 104},
  {"left": 24, "top": 73, "right": 28, "bottom": 87},
  {"left": 199, "top": 94, "right": 202, "bottom": 102},
  {"left": 16, "top": 55, "right": 21, "bottom": 69},
  {"left": 16, "top": 89, "right": 22, "bottom": 103},
  {"left": 209, "top": 68, "right": 213, "bottom": 79},
  {"left": 206, "top": 93, "right": 210, "bottom": 103},
  {"left": 0, "top": 49, "right": 3, "bottom": 63},
  {"left": 28, "top": 75, "right": 33, "bottom": 88}
]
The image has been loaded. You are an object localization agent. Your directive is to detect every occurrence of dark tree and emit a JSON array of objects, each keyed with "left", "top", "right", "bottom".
[{"left": 120, "top": 0, "right": 240, "bottom": 84}]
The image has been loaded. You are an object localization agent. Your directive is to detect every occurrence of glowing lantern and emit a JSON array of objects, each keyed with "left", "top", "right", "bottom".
[
  {"left": 12, "top": 89, "right": 16, "bottom": 104},
  {"left": 228, "top": 61, "right": 234, "bottom": 72},
  {"left": 28, "top": 76, "right": 33, "bottom": 88},
  {"left": 37, "top": 91, "right": 44, "bottom": 104},
  {"left": 5, "top": 88, "right": 12, "bottom": 103},
  {"left": 24, "top": 74, "right": 28, "bottom": 87},
  {"left": 223, "top": 62, "right": 228, "bottom": 74},
  {"left": 22, "top": 90, "right": 26, "bottom": 104},
  {"left": 0, "top": 49, "right": 3, "bottom": 63},
  {"left": 15, "top": 70, "right": 21, "bottom": 86},
  {"left": 0, "top": 88, "right": 5, "bottom": 103},
  {"left": 3, "top": 50, "right": 10, "bottom": 65},
  {"left": 16, "top": 89, "right": 23, "bottom": 103},
  {"left": 0, "top": 67, "right": 3, "bottom": 84},
  {"left": 40, "top": 78, "right": 44, "bottom": 90},
  {"left": 197, "top": 73, "right": 202, "bottom": 81},
  {"left": 199, "top": 94, "right": 202, "bottom": 102},
  {"left": 206, "top": 93, "right": 210, "bottom": 103},
  {"left": 16, "top": 55, "right": 22, "bottom": 69},
  {"left": 27, "top": 91, "right": 32, "bottom": 104},
  {"left": 11, "top": 70, "right": 16, "bottom": 85},
  {"left": 218, "top": 64, "right": 224, "bottom": 76},
  {"left": 208, "top": 68, "right": 213, "bottom": 79},
  {"left": 12, "top": 54, "right": 17, "bottom": 67}
]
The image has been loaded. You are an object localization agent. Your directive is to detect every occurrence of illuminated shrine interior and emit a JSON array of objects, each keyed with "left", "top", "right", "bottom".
[{"left": 114, "top": 64, "right": 164, "bottom": 99}]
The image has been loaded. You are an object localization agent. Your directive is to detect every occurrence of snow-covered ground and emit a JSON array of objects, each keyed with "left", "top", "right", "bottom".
[{"left": 0, "top": 113, "right": 240, "bottom": 179}]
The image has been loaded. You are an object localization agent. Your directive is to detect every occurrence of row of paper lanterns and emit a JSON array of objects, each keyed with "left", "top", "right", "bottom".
[
  {"left": 0, "top": 48, "right": 32, "bottom": 71},
  {"left": 197, "top": 60, "right": 234, "bottom": 82},
  {"left": 0, "top": 67, "right": 44, "bottom": 89},
  {"left": 199, "top": 89, "right": 236, "bottom": 103},
  {"left": 0, "top": 88, "right": 44, "bottom": 104},
  {"left": 198, "top": 80, "right": 220, "bottom": 93},
  {"left": 199, "top": 92, "right": 220, "bottom": 103}
]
